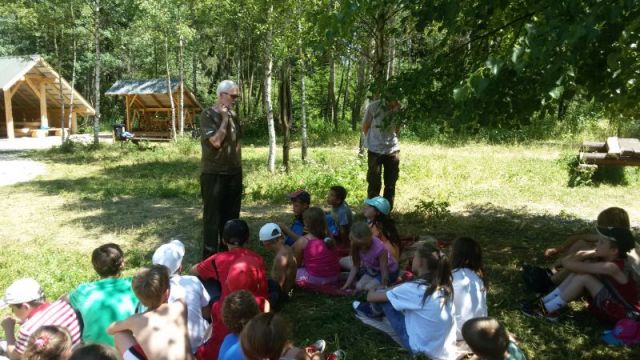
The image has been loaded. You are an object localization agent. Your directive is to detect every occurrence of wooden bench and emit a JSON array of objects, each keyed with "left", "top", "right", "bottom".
[{"left": 579, "top": 137, "right": 640, "bottom": 166}]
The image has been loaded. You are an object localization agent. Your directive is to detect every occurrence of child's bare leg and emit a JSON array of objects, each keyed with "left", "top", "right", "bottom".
[
  {"left": 558, "top": 273, "right": 604, "bottom": 302},
  {"left": 112, "top": 331, "right": 137, "bottom": 356},
  {"left": 355, "top": 274, "right": 376, "bottom": 290},
  {"left": 339, "top": 256, "right": 353, "bottom": 271},
  {"left": 551, "top": 268, "right": 570, "bottom": 284}
]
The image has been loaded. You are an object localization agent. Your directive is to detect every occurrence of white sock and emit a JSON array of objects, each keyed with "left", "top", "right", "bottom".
[
  {"left": 542, "top": 288, "right": 561, "bottom": 303},
  {"left": 543, "top": 295, "right": 567, "bottom": 313}
]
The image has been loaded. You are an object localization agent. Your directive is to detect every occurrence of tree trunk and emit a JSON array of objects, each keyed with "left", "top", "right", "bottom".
[
  {"left": 93, "top": 0, "right": 101, "bottom": 145},
  {"left": 179, "top": 36, "right": 185, "bottom": 135},
  {"left": 341, "top": 57, "right": 351, "bottom": 124},
  {"left": 351, "top": 55, "right": 367, "bottom": 131},
  {"left": 54, "top": 31, "right": 65, "bottom": 144},
  {"left": 327, "top": 54, "right": 337, "bottom": 129},
  {"left": 335, "top": 58, "right": 347, "bottom": 124},
  {"left": 386, "top": 36, "right": 395, "bottom": 80},
  {"left": 67, "top": 38, "right": 77, "bottom": 140},
  {"left": 165, "top": 36, "right": 177, "bottom": 141},
  {"left": 372, "top": 11, "right": 387, "bottom": 95},
  {"left": 296, "top": 14, "right": 308, "bottom": 162},
  {"left": 279, "top": 62, "right": 292, "bottom": 173},
  {"left": 264, "top": 5, "right": 276, "bottom": 173}
]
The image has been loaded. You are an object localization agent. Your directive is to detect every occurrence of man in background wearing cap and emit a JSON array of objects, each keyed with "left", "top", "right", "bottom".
[
  {"left": 68, "top": 243, "right": 138, "bottom": 347},
  {"left": 362, "top": 98, "right": 401, "bottom": 210},
  {"left": 1, "top": 278, "right": 81, "bottom": 358},
  {"left": 259, "top": 223, "right": 297, "bottom": 309},
  {"left": 152, "top": 240, "right": 210, "bottom": 353},
  {"left": 200, "top": 79, "right": 243, "bottom": 259}
]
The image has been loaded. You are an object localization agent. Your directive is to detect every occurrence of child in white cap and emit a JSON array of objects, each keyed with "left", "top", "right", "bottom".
[
  {"left": 259, "top": 223, "right": 297, "bottom": 309},
  {"left": 152, "top": 240, "right": 211, "bottom": 353},
  {"left": 0, "top": 278, "right": 81, "bottom": 358}
]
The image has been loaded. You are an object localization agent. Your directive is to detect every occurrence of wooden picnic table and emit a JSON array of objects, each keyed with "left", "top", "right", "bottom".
[{"left": 580, "top": 137, "right": 640, "bottom": 166}]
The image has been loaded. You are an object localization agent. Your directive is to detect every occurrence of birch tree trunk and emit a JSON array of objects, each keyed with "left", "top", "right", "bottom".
[
  {"left": 165, "top": 36, "right": 177, "bottom": 141},
  {"left": 279, "top": 62, "right": 292, "bottom": 173},
  {"left": 67, "top": 38, "right": 77, "bottom": 141},
  {"left": 179, "top": 35, "right": 184, "bottom": 135},
  {"left": 54, "top": 32, "right": 65, "bottom": 144},
  {"left": 264, "top": 5, "right": 276, "bottom": 173},
  {"left": 341, "top": 57, "right": 351, "bottom": 124},
  {"left": 327, "top": 54, "right": 336, "bottom": 128},
  {"left": 93, "top": 0, "right": 101, "bottom": 145},
  {"left": 297, "top": 16, "right": 308, "bottom": 162}
]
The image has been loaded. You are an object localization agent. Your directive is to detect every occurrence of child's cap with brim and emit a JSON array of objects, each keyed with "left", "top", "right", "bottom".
[
  {"left": 287, "top": 189, "right": 311, "bottom": 204},
  {"left": 596, "top": 226, "right": 636, "bottom": 255},
  {"left": 259, "top": 223, "right": 282, "bottom": 241},
  {"left": 0, "top": 278, "right": 44, "bottom": 308},
  {"left": 152, "top": 240, "right": 186, "bottom": 275}
]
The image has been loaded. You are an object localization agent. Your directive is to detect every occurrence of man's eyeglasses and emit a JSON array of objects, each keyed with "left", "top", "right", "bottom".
[{"left": 223, "top": 92, "right": 240, "bottom": 100}]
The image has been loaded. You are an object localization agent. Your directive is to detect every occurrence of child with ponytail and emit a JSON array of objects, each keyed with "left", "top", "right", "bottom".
[
  {"left": 353, "top": 241, "right": 457, "bottom": 360},
  {"left": 22, "top": 326, "right": 72, "bottom": 360}
]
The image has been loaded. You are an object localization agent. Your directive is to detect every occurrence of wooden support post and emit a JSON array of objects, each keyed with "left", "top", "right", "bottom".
[
  {"left": 71, "top": 112, "right": 77, "bottom": 134},
  {"left": 39, "top": 81, "right": 49, "bottom": 128},
  {"left": 125, "top": 95, "right": 131, "bottom": 131},
  {"left": 3, "top": 89, "right": 14, "bottom": 139}
]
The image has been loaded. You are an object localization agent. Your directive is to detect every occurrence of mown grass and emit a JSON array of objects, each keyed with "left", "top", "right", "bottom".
[{"left": 1, "top": 135, "right": 640, "bottom": 359}]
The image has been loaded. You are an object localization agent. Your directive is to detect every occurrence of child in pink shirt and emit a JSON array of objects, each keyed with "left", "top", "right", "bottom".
[{"left": 292, "top": 207, "right": 341, "bottom": 285}]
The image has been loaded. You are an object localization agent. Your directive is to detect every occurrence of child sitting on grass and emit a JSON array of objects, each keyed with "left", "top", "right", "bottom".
[
  {"left": 0, "top": 278, "right": 81, "bottom": 358},
  {"left": 341, "top": 222, "right": 398, "bottom": 291},
  {"left": 461, "top": 317, "right": 526, "bottom": 360},
  {"left": 240, "top": 312, "right": 344, "bottom": 360},
  {"left": 363, "top": 196, "right": 401, "bottom": 264},
  {"left": 522, "top": 226, "right": 639, "bottom": 323},
  {"left": 259, "top": 223, "right": 297, "bottom": 309},
  {"left": 292, "top": 207, "right": 341, "bottom": 286},
  {"left": 68, "top": 243, "right": 139, "bottom": 346},
  {"left": 152, "top": 240, "right": 211, "bottom": 353},
  {"left": 23, "top": 325, "right": 72, "bottom": 360},
  {"left": 451, "top": 237, "right": 488, "bottom": 340},
  {"left": 353, "top": 240, "right": 457, "bottom": 360},
  {"left": 69, "top": 344, "right": 120, "bottom": 360},
  {"left": 107, "top": 265, "right": 192, "bottom": 360},
  {"left": 326, "top": 185, "right": 353, "bottom": 245},
  {"left": 219, "top": 290, "right": 261, "bottom": 360},
  {"left": 191, "top": 219, "right": 268, "bottom": 360},
  {"left": 283, "top": 190, "right": 312, "bottom": 246}
]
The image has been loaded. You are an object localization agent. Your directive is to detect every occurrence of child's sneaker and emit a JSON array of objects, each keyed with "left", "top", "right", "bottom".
[
  {"left": 306, "top": 339, "right": 326, "bottom": 353},
  {"left": 521, "top": 300, "right": 560, "bottom": 322},
  {"left": 326, "top": 350, "right": 346, "bottom": 360},
  {"left": 352, "top": 301, "right": 383, "bottom": 319}
]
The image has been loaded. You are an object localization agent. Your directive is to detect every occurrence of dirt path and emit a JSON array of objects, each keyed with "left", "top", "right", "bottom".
[{"left": 0, "top": 152, "right": 47, "bottom": 187}]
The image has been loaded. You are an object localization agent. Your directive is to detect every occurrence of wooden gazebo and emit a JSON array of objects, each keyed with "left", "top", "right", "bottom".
[
  {"left": 106, "top": 79, "right": 202, "bottom": 140},
  {"left": 0, "top": 55, "right": 95, "bottom": 139}
]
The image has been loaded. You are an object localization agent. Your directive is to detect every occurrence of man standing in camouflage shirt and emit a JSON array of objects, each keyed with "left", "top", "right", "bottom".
[{"left": 200, "top": 80, "right": 242, "bottom": 259}]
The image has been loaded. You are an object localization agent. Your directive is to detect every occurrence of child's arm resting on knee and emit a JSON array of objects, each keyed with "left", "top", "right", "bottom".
[
  {"left": 562, "top": 251, "right": 621, "bottom": 276},
  {"left": 367, "top": 288, "right": 389, "bottom": 303}
]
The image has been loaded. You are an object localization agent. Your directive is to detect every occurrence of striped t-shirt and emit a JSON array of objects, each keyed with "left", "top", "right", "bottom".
[{"left": 15, "top": 300, "right": 81, "bottom": 354}]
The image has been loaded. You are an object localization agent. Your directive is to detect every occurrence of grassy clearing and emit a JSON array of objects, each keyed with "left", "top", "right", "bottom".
[{"left": 1, "top": 136, "right": 640, "bottom": 359}]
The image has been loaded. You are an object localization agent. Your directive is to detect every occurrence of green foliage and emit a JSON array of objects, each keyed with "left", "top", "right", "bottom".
[
  {"left": 560, "top": 151, "right": 596, "bottom": 187},
  {"left": 410, "top": 199, "right": 451, "bottom": 222}
]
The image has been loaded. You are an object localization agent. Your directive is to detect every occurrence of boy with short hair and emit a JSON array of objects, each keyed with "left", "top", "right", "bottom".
[
  {"left": 0, "top": 278, "right": 81, "bottom": 358},
  {"left": 191, "top": 219, "right": 268, "bottom": 360},
  {"left": 218, "top": 290, "right": 260, "bottom": 360},
  {"left": 283, "top": 190, "right": 311, "bottom": 246},
  {"left": 326, "top": 185, "right": 353, "bottom": 245},
  {"left": 69, "top": 243, "right": 139, "bottom": 346},
  {"left": 152, "top": 240, "right": 211, "bottom": 353},
  {"left": 461, "top": 317, "right": 526, "bottom": 360},
  {"left": 107, "top": 265, "right": 193, "bottom": 360},
  {"left": 259, "top": 223, "right": 297, "bottom": 309},
  {"left": 523, "top": 226, "right": 640, "bottom": 323}
]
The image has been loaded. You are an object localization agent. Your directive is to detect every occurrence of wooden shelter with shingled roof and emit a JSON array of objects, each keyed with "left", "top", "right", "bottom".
[
  {"left": 0, "top": 55, "right": 96, "bottom": 139},
  {"left": 106, "top": 79, "right": 202, "bottom": 140}
]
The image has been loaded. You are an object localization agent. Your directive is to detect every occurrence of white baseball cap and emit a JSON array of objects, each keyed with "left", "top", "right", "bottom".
[
  {"left": 152, "top": 240, "right": 185, "bottom": 275},
  {"left": 259, "top": 223, "right": 283, "bottom": 241},
  {"left": 0, "top": 278, "right": 44, "bottom": 308}
]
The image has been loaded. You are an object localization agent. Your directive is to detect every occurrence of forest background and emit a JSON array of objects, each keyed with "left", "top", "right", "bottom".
[{"left": 1, "top": 0, "right": 638, "bottom": 151}]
